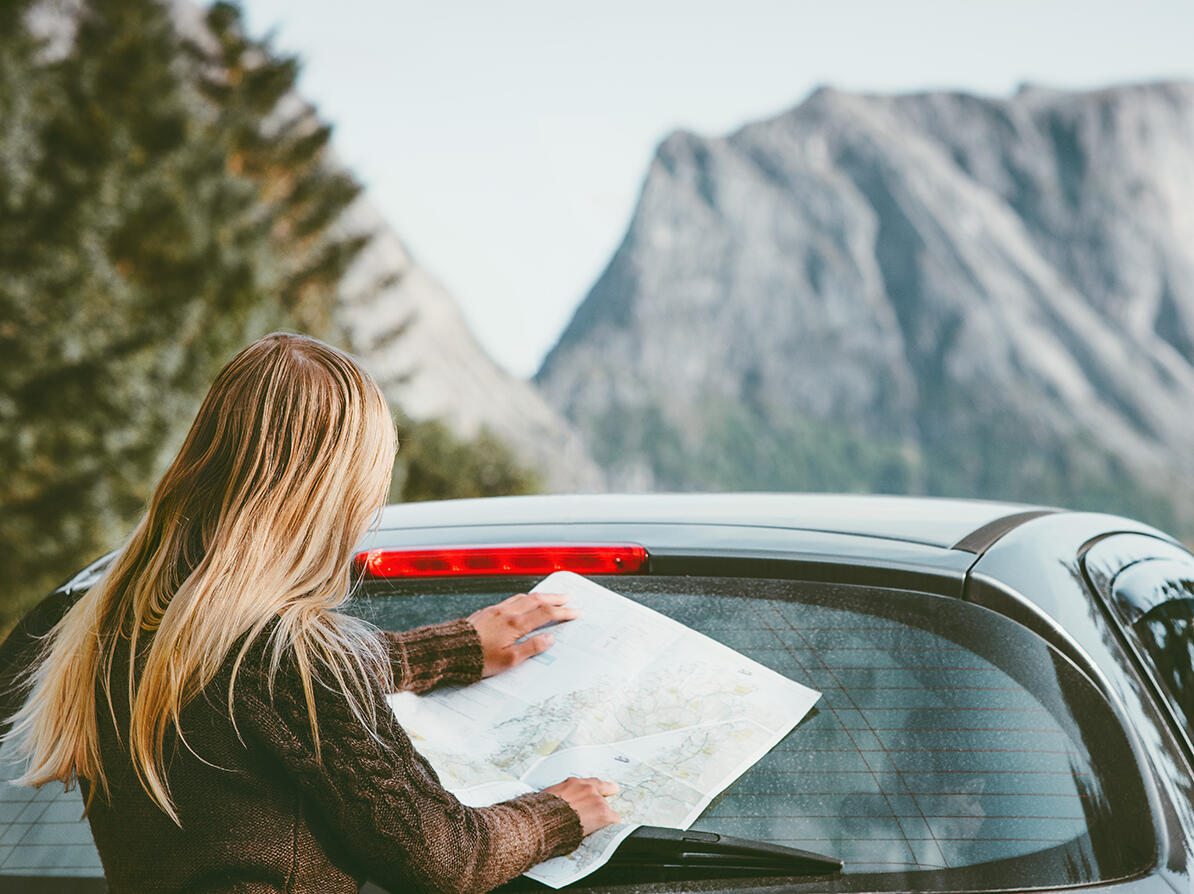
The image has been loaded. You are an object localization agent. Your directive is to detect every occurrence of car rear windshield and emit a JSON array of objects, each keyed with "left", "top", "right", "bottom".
[
  {"left": 354, "top": 574, "right": 1154, "bottom": 892},
  {"left": 0, "top": 573, "right": 1156, "bottom": 891}
]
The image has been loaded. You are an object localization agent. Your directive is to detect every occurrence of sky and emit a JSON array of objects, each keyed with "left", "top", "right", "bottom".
[{"left": 238, "top": 0, "right": 1194, "bottom": 379}]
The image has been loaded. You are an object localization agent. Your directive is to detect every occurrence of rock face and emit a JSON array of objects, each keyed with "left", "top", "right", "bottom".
[
  {"left": 335, "top": 199, "right": 604, "bottom": 492},
  {"left": 536, "top": 83, "right": 1194, "bottom": 531}
]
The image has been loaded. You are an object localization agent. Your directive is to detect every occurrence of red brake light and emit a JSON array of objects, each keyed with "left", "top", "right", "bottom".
[{"left": 353, "top": 543, "right": 648, "bottom": 579}]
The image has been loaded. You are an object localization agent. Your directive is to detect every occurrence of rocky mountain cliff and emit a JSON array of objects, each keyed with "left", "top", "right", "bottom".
[
  {"left": 536, "top": 82, "right": 1194, "bottom": 531},
  {"left": 335, "top": 199, "right": 604, "bottom": 492}
]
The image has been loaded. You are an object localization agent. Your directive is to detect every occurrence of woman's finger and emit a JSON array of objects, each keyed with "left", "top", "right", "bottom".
[
  {"left": 530, "top": 591, "right": 569, "bottom": 605},
  {"left": 596, "top": 779, "right": 620, "bottom": 797},
  {"left": 491, "top": 591, "right": 568, "bottom": 617},
  {"left": 510, "top": 633, "right": 555, "bottom": 664},
  {"left": 514, "top": 602, "right": 580, "bottom": 635},
  {"left": 516, "top": 592, "right": 570, "bottom": 611},
  {"left": 495, "top": 592, "right": 534, "bottom": 611}
]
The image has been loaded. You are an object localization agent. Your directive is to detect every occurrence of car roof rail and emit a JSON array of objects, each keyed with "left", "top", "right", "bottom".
[{"left": 951, "top": 509, "right": 1058, "bottom": 555}]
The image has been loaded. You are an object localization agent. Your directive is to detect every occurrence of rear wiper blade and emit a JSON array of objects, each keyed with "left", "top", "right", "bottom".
[{"left": 610, "top": 826, "right": 843, "bottom": 877}]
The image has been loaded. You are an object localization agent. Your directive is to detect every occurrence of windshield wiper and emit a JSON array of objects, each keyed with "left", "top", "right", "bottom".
[{"left": 610, "top": 826, "right": 843, "bottom": 877}]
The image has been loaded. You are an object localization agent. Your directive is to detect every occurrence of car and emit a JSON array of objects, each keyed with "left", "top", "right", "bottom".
[{"left": 1, "top": 492, "right": 1192, "bottom": 894}]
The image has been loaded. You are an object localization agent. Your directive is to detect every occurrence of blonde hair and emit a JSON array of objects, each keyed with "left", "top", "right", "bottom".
[{"left": 6, "top": 332, "right": 398, "bottom": 823}]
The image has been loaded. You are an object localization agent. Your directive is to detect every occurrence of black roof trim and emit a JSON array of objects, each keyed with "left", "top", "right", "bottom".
[{"left": 951, "top": 509, "right": 1059, "bottom": 555}]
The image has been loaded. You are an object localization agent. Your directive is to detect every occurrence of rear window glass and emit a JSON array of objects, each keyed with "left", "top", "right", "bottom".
[
  {"left": 0, "top": 574, "right": 1155, "bottom": 891},
  {"left": 355, "top": 574, "right": 1154, "bottom": 891}
]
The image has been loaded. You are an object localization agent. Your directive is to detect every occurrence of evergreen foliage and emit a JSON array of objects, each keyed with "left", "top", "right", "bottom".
[
  {"left": 393, "top": 419, "right": 541, "bottom": 504},
  {"left": 0, "top": 0, "right": 539, "bottom": 635},
  {"left": 589, "top": 397, "right": 1180, "bottom": 536}
]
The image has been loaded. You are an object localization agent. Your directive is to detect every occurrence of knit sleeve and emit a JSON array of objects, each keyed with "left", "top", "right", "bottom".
[
  {"left": 381, "top": 618, "right": 485, "bottom": 693},
  {"left": 234, "top": 659, "right": 583, "bottom": 893}
]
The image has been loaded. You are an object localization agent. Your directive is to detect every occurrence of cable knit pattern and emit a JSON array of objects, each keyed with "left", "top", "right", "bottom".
[
  {"left": 83, "top": 619, "right": 583, "bottom": 893},
  {"left": 383, "top": 617, "right": 485, "bottom": 693}
]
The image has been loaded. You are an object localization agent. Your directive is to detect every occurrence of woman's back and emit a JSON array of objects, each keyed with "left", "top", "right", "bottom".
[
  {"left": 85, "top": 613, "right": 584, "bottom": 893},
  {"left": 84, "top": 628, "right": 357, "bottom": 892}
]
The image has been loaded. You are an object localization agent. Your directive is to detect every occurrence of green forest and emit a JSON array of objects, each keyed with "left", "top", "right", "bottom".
[{"left": 0, "top": 0, "right": 538, "bottom": 635}]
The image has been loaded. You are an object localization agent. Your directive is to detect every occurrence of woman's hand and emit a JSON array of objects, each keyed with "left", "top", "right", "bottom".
[
  {"left": 467, "top": 592, "right": 579, "bottom": 678},
  {"left": 542, "top": 777, "right": 622, "bottom": 836}
]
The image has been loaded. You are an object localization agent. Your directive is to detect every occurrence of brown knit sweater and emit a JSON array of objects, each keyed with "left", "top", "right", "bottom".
[{"left": 80, "top": 619, "right": 584, "bottom": 893}]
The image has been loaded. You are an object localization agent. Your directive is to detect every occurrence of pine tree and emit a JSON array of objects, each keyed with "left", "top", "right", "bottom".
[
  {"left": 392, "top": 419, "right": 542, "bottom": 504},
  {"left": 186, "top": 1, "right": 368, "bottom": 337},
  {"left": 0, "top": 0, "right": 364, "bottom": 631},
  {"left": 0, "top": 0, "right": 541, "bottom": 635},
  {"left": 0, "top": 0, "right": 63, "bottom": 624}
]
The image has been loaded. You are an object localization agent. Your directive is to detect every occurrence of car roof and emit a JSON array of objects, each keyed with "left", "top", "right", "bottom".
[{"left": 376, "top": 492, "right": 1053, "bottom": 550}]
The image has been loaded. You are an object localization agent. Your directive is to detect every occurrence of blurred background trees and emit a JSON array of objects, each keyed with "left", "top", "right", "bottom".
[{"left": 0, "top": 0, "right": 537, "bottom": 635}]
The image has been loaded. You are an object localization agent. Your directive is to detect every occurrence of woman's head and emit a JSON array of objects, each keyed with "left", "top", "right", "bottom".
[
  {"left": 146, "top": 332, "right": 397, "bottom": 619},
  {"left": 7, "top": 332, "right": 397, "bottom": 821}
]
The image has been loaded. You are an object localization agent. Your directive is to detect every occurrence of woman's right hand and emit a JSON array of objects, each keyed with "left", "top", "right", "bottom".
[{"left": 542, "top": 776, "right": 622, "bottom": 836}]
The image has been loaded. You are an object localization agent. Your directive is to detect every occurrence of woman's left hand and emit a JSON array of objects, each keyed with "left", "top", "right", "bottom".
[{"left": 467, "top": 592, "right": 579, "bottom": 677}]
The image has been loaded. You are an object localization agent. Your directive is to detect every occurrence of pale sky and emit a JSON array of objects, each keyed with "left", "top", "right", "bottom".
[{"left": 238, "top": 0, "right": 1194, "bottom": 378}]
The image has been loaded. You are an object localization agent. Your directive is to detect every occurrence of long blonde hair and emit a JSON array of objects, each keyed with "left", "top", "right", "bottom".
[{"left": 6, "top": 332, "right": 398, "bottom": 823}]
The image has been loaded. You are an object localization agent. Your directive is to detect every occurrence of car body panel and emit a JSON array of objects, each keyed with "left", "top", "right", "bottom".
[
  {"left": 969, "top": 512, "right": 1194, "bottom": 892},
  {"left": 374, "top": 493, "right": 1049, "bottom": 550},
  {"left": 359, "top": 521, "right": 978, "bottom": 596},
  {"left": 1081, "top": 533, "right": 1194, "bottom": 759}
]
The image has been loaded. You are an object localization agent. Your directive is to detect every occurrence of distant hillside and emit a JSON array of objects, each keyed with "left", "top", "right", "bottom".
[
  {"left": 170, "top": 0, "right": 606, "bottom": 493},
  {"left": 334, "top": 198, "right": 604, "bottom": 492},
  {"left": 537, "top": 83, "right": 1194, "bottom": 532}
]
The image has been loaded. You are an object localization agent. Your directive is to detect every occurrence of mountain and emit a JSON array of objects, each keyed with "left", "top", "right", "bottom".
[
  {"left": 536, "top": 82, "right": 1194, "bottom": 532},
  {"left": 334, "top": 199, "right": 604, "bottom": 492}
]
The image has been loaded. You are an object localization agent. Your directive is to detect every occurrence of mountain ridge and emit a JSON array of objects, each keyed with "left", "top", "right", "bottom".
[
  {"left": 335, "top": 198, "right": 605, "bottom": 492},
  {"left": 537, "top": 81, "right": 1194, "bottom": 530}
]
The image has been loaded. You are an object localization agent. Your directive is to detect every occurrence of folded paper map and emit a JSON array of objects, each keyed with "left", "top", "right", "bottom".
[{"left": 386, "top": 571, "right": 821, "bottom": 887}]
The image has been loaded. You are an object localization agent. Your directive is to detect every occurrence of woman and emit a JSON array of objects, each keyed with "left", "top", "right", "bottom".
[{"left": 5, "top": 333, "right": 619, "bottom": 892}]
